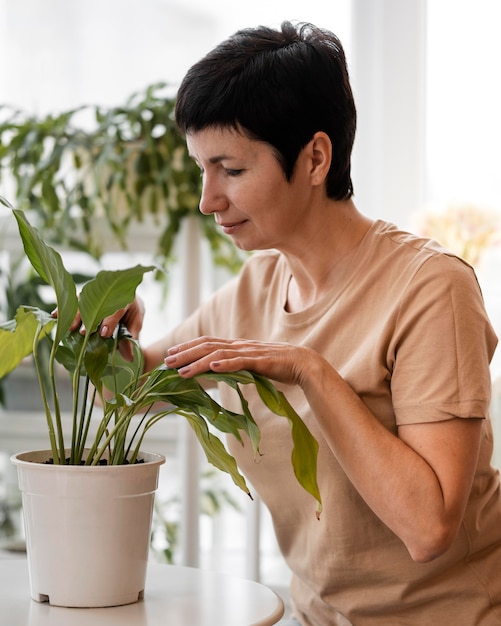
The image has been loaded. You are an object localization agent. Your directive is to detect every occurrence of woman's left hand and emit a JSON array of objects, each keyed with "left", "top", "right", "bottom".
[{"left": 164, "top": 335, "right": 319, "bottom": 387}]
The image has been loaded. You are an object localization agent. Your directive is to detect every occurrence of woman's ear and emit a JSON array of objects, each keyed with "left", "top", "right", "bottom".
[{"left": 308, "top": 131, "right": 332, "bottom": 186}]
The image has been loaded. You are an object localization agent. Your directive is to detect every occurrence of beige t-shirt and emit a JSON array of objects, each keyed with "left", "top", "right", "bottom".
[{"left": 164, "top": 221, "right": 501, "bottom": 625}]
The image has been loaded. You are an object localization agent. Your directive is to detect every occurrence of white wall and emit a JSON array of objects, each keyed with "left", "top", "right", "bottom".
[
  {"left": 350, "top": 0, "right": 427, "bottom": 224},
  {"left": 426, "top": 0, "right": 501, "bottom": 211},
  {"left": 0, "top": 0, "right": 351, "bottom": 112}
]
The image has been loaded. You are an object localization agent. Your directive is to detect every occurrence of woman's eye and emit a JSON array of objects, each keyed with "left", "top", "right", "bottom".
[{"left": 226, "top": 169, "right": 243, "bottom": 177}]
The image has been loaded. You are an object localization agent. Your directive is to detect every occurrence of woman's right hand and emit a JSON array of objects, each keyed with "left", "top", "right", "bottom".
[{"left": 64, "top": 296, "right": 146, "bottom": 362}]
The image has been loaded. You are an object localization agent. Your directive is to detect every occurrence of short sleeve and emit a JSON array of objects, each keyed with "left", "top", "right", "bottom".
[{"left": 390, "top": 254, "right": 497, "bottom": 425}]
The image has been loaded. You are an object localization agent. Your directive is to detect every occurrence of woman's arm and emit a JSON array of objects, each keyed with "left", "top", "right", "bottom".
[
  {"left": 164, "top": 336, "right": 483, "bottom": 563},
  {"left": 301, "top": 352, "right": 482, "bottom": 563}
]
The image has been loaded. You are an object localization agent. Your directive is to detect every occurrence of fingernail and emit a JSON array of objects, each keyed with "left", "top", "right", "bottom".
[
  {"left": 167, "top": 346, "right": 179, "bottom": 354},
  {"left": 100, "top": 325, "right": 109, "bottom": 337}
]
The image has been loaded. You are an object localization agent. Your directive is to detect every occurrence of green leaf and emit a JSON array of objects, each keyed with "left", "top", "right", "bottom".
[
  {"left": 55, "top": 332, "right": 86, "bottom": 375},
  {"left": 179, "top": 410, "right": 251, "bottom": 496},
  {"left": 83, "top": 332, "right": 110, "bottom": 394},
  {"left": 202, "top": 370, "right": 322, "bottom": 514},
  {"left": 12, "top": 208, "right": 78, "bottom": 343},
  {"left": 101, "top": 334, "right": 144, "bottom": 396},
  {"left": 0, "top": 306, "right": 54, "bottom": 377},
  {"left": 141, "top": 366, "right": 252, "bottom": 444},
  {"left": 78, "top": 265, "right": 155, "bottom": 335}
]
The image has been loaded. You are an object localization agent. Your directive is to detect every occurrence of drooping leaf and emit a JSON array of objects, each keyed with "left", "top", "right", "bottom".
[
  {"left": 0, "top": 306, "right": 54, "bottom": 377},
  {"left": 198, "top": 371, "right": 261, "bottom": 457},
  {"left": 255, "top": 375, "right": 322, "bottom": 513},
  {"left": 202, "top": 370, "right": 322, "bottom": 514},
  {"left": 177, "top": 410, "right": 251, "bottom": 496},
  {"left": 140, "top": 366, "right": 253, "bottom": 444}
]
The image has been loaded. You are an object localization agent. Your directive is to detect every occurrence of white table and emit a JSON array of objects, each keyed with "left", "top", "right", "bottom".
[{"left": 0, "top": 559, "right": 285, "bottom": 626}]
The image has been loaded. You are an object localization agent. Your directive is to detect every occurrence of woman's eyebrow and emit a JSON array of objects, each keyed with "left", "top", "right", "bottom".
[
  {"left": 188, "top": 152, "right": 238, "bottom": 164},
  {"left": 208, "top": 154, "right": 236, "bottom": 164}
]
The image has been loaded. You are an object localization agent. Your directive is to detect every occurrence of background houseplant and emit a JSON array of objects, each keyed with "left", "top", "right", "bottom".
[
  {"left": 0, "top": 198, "right": 321, "bottom": 605},
  {"left": 0, "top": 82, "right": 245, "bottom": 271}
]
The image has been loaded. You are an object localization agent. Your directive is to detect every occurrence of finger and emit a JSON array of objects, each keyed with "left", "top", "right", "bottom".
[
  {"left": 170, "top": 340, "right": 309, "bottom": 386},
  {"left": 168, "top": 342, "right": 266, "bottom": 378},
  {"left": 99, "top": 298, "right": 145, "bottom": 340},
  {"left": 70, "top": 312, "right": 82, "bottom": 332},
  {"left": 165, "top": 337, "right": 236, "bottom": 369},
  {"left": 120, "top": 297, "right": 145, "bottom": 339},
  {"left": 166, "top": 335, "right": 226, "bottom": 355},
  {"left": 52, "top": 308, "right": 83, "bottom": 333},
  {"left": 98, "top": 309, "right": 127, "bottom": 338},
  {"left": 186, "top": 353, "right": 257, "bottom": 376}
]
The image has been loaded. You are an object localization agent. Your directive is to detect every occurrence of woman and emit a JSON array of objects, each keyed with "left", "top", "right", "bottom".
[{"left": 100, "top": 21, "right": 501, "bottom": 625}]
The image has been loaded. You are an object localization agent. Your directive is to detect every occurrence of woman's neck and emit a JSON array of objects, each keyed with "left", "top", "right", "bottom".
[{"left": 284, "top": 201, "right": 373, "bottom": 312}]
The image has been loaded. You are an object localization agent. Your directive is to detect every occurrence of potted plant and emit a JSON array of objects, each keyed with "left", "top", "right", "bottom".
[{"left": 0, "top": 196, "right": 321, "bottom": 608}]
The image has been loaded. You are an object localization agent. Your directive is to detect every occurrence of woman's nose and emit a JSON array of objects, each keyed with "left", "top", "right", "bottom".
[{"left": 198, "top": 175, "right": 227, "bottom": 215}]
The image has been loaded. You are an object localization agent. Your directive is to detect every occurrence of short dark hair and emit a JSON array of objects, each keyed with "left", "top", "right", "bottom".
[{"left": 175, "top": 21, "right": 356, "bottom": 200}]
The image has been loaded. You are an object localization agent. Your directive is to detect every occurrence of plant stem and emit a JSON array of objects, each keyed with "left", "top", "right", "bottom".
[
  {"left": 32, "top": 327, "right": 60, "bottom": 463},
  {"left": 78, "top": 384, "right": 96, "bottom": 461},
  {"left": 70, "top": 331, "right": 92, "bottom": 463},
  {"left": 48, "top": 341, "right": 66, "bottom": 463}
]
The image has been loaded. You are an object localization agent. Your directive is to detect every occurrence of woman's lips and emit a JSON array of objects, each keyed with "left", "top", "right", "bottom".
[{"left": 220, "top": 220, "right": 247, "bottom": 235}]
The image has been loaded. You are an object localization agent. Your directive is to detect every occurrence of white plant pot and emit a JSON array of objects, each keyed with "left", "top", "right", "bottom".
[{"left": 11, "top": 449, "right": 165, "bottom": 608}]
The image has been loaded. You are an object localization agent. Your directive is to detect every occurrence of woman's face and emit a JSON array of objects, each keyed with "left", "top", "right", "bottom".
[{"left": 186, "top": 126, "right": 314, "bottom": 253}]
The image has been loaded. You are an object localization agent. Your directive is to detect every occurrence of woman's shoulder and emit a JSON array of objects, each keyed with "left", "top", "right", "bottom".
[{"left": 371, "top": 219, "right": 476, "bottom": 277}]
